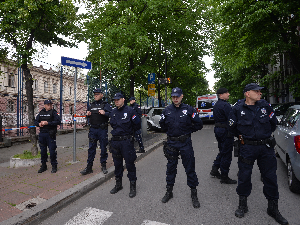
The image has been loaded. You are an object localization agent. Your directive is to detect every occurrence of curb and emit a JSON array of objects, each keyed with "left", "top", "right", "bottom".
[{"left": 1, "top": 138, "right": 165, "bottom": 225}]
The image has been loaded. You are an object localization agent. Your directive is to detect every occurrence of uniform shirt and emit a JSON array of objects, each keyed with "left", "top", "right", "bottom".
[
  {"left": 88, "top": 100, "right": 112, "bottom": 125},
  {"left": 159, "top": 103, "right": 203, "bottom": 137},
  {"left": 110, "top": 105, "right": 141, "bottom": 136},
  {"left": 213, "top": 98, "right": 232, "bottom": 124},
  {"left": 34, "top": 108, "right": 61, "bottom": 132},
  {"left": 129, "top": 102, "right": 142, "bottom": 118},
  {"left": 228, "top": 99, "right": 277, "bottom": 140}
]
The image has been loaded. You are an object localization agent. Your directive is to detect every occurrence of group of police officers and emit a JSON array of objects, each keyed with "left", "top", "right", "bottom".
[{"left": 34, "top": 84, "right": 288, "bottom": 225}]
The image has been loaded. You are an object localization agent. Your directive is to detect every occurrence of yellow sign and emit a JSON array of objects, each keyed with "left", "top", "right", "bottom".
[{"left": 148, "top": 84, "right": 155, "bottom": 96}]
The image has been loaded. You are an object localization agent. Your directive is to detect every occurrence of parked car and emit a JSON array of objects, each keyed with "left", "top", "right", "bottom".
[
  {"left": 274, "top": 104, "right": 300, "bottom": 193},
  {"left": 273, "top": 102, "right": 300, "bottom": 123},
  {"left": 145, "top": 107, "right": 165, "bottom": 131}
]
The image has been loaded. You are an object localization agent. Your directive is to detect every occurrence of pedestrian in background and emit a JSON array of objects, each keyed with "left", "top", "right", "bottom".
[
  {"left": 210, "top": 88, "right": 237, "bottom": 184},
  {"left": 81, "top": 88, "right": 112, "bottom": 175},
  {"left": 228, "top": 83, "right": 288, "bottom": 225},
  {"left": 34, "top": 100, "right": 61, "bottom": 173},
  {"left": 109, "top": 93, "right": 141, "bottom": 198},
  {"left": 129, "top": 96, "right": 145, "bottom": 153},
  {"left": 159, "top": 87, "right": 203, "bottom": 208}
]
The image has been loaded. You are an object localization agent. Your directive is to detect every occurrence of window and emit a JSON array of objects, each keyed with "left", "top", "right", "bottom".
[
  {"left": 8, "top": 73, "right": 15, "bottom": 87},
  {"left": 53, "top": 83, "right": 57, "bottom": 94},
  {"left": 44, "top": 81, "right": 48, "bottom": 93},
  {"left": 7, "top": 100, "right": 14, "bottom": 112},
  {"left": 69, "top": 87, "right": 72, "bottom": 95},
  {"left": 33, "top": 79, "right": 38, "bottom": 91}
]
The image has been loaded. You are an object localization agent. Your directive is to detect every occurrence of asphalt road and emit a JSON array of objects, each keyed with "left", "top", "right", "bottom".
[{"left": 39, "top": 124, "right": 300, "bottom": 225}]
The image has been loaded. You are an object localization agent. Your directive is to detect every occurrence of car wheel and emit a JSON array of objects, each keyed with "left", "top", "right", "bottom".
[
  {"left": 287, "top": 159, "right": 300, "bottom": 194},
  {"left": 147, "top": 122, "right": 152, "bottom": 131}
]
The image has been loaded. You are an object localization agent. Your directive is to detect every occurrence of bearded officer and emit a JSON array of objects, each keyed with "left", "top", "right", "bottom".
[
  {"left": 228, "top": 83, "right": 288, "bottom": 225},
  {"left": 159, "top": 87, "right": 203, "bottom": 208},
  {"left": 81, "top": 88, "right": 112, "bottom": 175},
  {"left": 129, "top": 96, "right": 145, "bottom": 153},
  {"left": 210, "top": 87, "right": 236, "bottom": 184},
  {"left": 34, "top": 100, "right": 61, "bottom": 173},
  {"left": 109, "top": 93, "right": 141, "bottom": 198}
]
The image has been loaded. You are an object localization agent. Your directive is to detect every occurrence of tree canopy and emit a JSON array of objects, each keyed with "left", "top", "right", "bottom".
[
  {"left": 209, "top": 0, "right": 300, "bottom": 102},
  {"left": 83, "top": 0, "right": 211, "bottom": 105}
]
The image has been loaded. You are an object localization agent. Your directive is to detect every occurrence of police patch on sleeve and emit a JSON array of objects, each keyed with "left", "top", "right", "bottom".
[{"left": 161, "top": 114, "right": 165, "bottom": 120}]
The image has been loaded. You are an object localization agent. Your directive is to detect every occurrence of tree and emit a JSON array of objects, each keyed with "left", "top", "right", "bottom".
[
  {"left": 209, "top": 0, "right": 300, "bottom": 100},
  {"left": 84, "top": 0, "right": 210, "bottom": 105},
  {"left": 0, "top": 0, "right": 80, "bottom": 155}
]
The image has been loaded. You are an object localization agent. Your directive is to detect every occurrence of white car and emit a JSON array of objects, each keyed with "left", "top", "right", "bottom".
[
  {"left": 145, "top": 107, "right": 165, "bottom": 131},
  {"left": 274, "top": 104, "right": 300, "bottom": 193}
]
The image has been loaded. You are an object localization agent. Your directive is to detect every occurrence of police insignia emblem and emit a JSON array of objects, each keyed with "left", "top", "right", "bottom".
[
  {"left": 229, "top": 119, "right": 234, "bottom": 126},
  {"left": 124, "top": 113, "right": 127, "bottom": 118},
  {"left": 182, "top": 110, "right": 187, "bottom": 115},
  {"left": 261, "top": 108, "right": 267, "bottom": 114},
  {"left": 241, "top": 111, "right": 245, "bottom": 116}
]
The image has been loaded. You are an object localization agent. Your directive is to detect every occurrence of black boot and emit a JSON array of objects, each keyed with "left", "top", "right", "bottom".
[
  {"left": 220, "top": 174, "right": 237, "bottom": 184},
  {"left": 110, "top": 177, "right": 123, "bottom": 194},
  {"left": 51, "top": 165, "right": 57, "bottom": 173},
  {"left": 80, "top": 164, "right": 93, "bottom": 175},
  {"left": 191, "top": 188, "right": 200, "bottom": 208},
  {"left": 162, "top": 186, "right": 173, "bottom": 203},
  {"left": 101, "top": 163, "right": 108, "bottom": 174},
  {"left": 38, "top": 163, "right": 47, "bottom": 173},
  {"left": 267, "top": 200, "right": 288, "bottom": 225},
  {"left": 129, "top": 181, "right": 136, "bottom": 198},
  {"left": 210, "top": 165, "right": 221, "bottom": 179},
  {"left": 235, "top": 196, "right": 248, "bottom": 218},
  {"left": 136, "top": 147, "right": 145, "bottom": 153}
]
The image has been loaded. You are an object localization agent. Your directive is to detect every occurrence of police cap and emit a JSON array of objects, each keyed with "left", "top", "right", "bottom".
[
  {"left": 44, "top": 99, "right": 52, "bottom": 104},
  {"left": 216, "top": 88, "right": 228, "bottom": 95},
  {"left": 171, "top": 87, "right": 183, "bottom": 97},
  {"left": 93, "top": 88, "right": 103, "bottom": 93},
  {"left": 243, "top": 83, "right": 264, "bottom": 93},
  {"left": 113, "top": 93, "right": 124, "bottom": 99}
]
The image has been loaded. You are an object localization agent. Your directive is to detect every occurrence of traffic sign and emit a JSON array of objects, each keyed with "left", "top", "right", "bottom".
[
  {"left": 148, "top": 73, "right": 155, "bottom": 84},
  {"left": 61, "top": 56, "right": 92, "bottom": 69},
  {"left": 148, "top": 84, "right": 155, "bottom": 96}
]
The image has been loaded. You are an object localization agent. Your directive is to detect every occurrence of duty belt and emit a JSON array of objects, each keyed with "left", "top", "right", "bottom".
[
  {"left": 111, "top": 135, "right": 133, "bottom": 141},
  {"left": 167, "top": 134, "right": 190, "bottom": 142},
  {"left": 214, "top": 123, "right": 227, "bottom": 128},
  {"left": 243, "top": 138, "right": 270, "bottom": 145},
  {"left": 91, "top": 123, "right": 108, "bottom": 129}
]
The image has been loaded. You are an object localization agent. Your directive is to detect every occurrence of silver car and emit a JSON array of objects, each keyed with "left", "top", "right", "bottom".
[
  {"left": 274, "top": 104, "right": 300, "bottom": 193},
  {"left": 146, "top": 107, "right": 165, "bottom": 130}
]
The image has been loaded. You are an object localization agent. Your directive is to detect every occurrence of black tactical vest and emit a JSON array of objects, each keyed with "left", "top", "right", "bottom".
[
  {"left": 89, "top": 102, "right": 109, "bottom": 125},
  {"left": 39, "top": 109, "right": 54, "bottom": 122}
]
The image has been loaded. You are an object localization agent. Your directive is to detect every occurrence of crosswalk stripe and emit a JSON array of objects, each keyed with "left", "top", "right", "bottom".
[
  {"left": 65, "top": 207, "right": 113, "bottom": 225},
  {"left": 141, "top": 220, "right": 170, "bottom": 225}
]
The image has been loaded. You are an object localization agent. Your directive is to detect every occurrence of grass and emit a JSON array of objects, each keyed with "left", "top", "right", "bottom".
[{"left": 13, "top": 150, "right": 41, "bottom": 159}]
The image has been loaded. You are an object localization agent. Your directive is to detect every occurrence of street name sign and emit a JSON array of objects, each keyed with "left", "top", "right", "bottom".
[{"left": 61, "top": 56, "right": 92, "bottom": 70}]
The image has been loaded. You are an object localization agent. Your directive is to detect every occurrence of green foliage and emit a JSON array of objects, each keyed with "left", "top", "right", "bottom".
[
  {"left": 84, "top": 0, "right": 210, "bottom": 105},
  {"left": 209, "top": 0, "right": 300, "bottom": 100},
  {"left": 13, "top": 150, "right": 43, "bottom": 159}
]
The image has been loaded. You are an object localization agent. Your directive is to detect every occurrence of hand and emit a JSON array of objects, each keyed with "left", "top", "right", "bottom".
[
  {"left": 86, "top": 111, "right": 91, "bottom": 116},
  {"left": 99, "top": 110, "right": 105, "bottom": 115},
  {"left": 39, "top": 122, "right": 44, "bottom": 127},
  {"left": 41, "top": 121, "right": 48, "bottom": 126}
]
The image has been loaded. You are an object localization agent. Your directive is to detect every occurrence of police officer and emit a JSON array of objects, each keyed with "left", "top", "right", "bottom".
[
  {"left": 210, "top": 88, "right": 237, "bottom": 184},
  {"left": 228, "top": 83, "right": 288, "bottom": 225},
  {"left": 159, "top": 87, "right": 203, "bottom": 208},
  {"left": 109, "top": 93, "right": 141, "bottom": 198},
  {"left": 129, "top": 96, "right": 145, "bottom": 153},
  {"left": 34, "top": 100, "right": 61, "bottom": 173},
  {"left": 81, "top": 88, "right": 112, "bottom": 175}
]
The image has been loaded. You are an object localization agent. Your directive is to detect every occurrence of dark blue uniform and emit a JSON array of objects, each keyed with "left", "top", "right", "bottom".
[
  {"left": 228, "top": 99, "right": 278, "bottom": 199},
  {"left": 213, "top": 98, "right": 234, "bottom": 176},
  {"left": 109, "top": 105, "right": 141, "bottom": 181},
  {"left": 129, "top": 102, "right": 144, "bottom": 151},
  {"left": 34, "top": 108, "right": 61, "bottom": 165},
  {"left": 159, "top": 103, "right": 203, "bottom": 188},
  {"left": 86, "top": 100, "right": 112, "bottom": 166}
]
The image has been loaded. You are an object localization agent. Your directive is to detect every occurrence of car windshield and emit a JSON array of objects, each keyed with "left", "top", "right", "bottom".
[
  {"left": 281, "top": 108, "right": 300, "bottom": 128},
  {"left": 153, "top": 109, "right": 163, "bottom": 115}
]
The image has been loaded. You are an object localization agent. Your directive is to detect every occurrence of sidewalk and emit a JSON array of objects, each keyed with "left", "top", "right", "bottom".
[{"left": 0, "top": 129, "right": 166, "bottom": 225}]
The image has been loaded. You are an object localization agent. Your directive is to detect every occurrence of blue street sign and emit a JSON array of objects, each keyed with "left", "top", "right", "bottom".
[
  {"left": 61, "top": 56, "right": 92, "bottom": 69},
  {"left": 148, "top": 73, "right": 155, "bottom": 84}
]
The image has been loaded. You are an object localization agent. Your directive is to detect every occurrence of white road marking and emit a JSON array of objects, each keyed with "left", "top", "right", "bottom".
[
  {"left": 141, "top": 220, "right": 170, "bottom": 225},
  {"left": 65, "top": 207, "right": 113, "bottom": 225}
]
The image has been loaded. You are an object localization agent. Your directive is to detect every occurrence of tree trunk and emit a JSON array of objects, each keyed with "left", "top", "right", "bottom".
[
  {"left": 21, "top": 63, "right": 38, "bottom": 156},
  {"left": 129, "top": 57, "right": 135, "bottom": 96}
]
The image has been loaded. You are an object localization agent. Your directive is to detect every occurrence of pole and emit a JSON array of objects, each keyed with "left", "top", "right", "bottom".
[
  {"left": 165, "top": 51, "right": 167, "bottom": 106},
  {"left": 73, "top": 67, "right": 77, "bottom": 162},
  {"left": 17, "top": 66, "right": 20, "bottom": 136},
  {"left": 60, "top": 66, "right": 63, "bottom": 129}
]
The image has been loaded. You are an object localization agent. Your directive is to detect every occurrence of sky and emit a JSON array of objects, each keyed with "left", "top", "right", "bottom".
[{"left": 32, "top": 43, "right": 216, "bottom": 91}]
